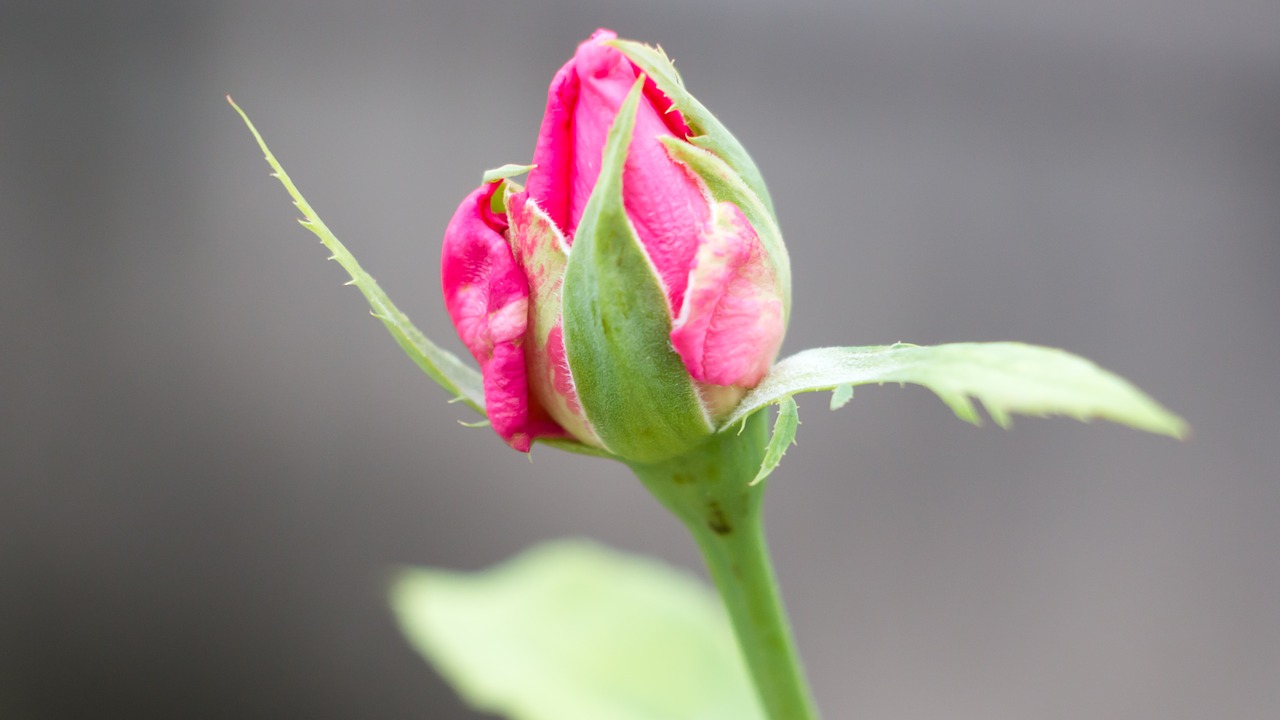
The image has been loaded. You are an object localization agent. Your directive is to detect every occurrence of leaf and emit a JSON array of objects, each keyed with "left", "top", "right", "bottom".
[
  {"left": 561, "top": 79, "right": 713, "bottom": 463},
  {"left": 829, "top": 384, "right": 854, "bottom": 411},
  {"left": 391, "top": 540, "right": 764, "bottom": 720},
  {"left": 750, "top": 396, "right": 799, "bottom": 486},
  {"left": 724, "top": 342, "right": 1188, "bottom": 438},
  {"left": 227, "top": 96, "right": 485, "bottom": 415}
]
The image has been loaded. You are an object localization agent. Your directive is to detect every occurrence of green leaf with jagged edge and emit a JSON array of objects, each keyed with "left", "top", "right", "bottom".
[
  {"left": 228, "top": 96, "right": 486, "bottom": 414},
  {"left": 750, "top": 396, "right": 799, "bottom": 486},
  {"left": 392, "top": 539, "right": 764, "bottom": 720},
  {"left": 561, "top": 79, "right": 714, "bottom": 464},
  {"left": 723, "top": 342, "right": 1188, "bottom": 438},
  {"left": 608, "top": 39, "right": 777, "bottom": 218}
]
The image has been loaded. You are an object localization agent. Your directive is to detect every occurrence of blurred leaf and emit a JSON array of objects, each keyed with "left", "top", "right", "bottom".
[
  {"left": 725, "top": 342, "right": 1188, "bottom": 438},
  {"left": 227, "top": 96, "right": 485, "bottom": 414},
  {"left": 391, "top": 540, "right": 764, "bottom": 720}
]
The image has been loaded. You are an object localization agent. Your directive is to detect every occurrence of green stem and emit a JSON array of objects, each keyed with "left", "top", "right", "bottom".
[{"left": 628, "top": 411, "right": 819, "bottom": 720}]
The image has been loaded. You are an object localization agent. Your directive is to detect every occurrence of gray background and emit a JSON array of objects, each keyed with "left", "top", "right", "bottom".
[{"left": 4, "top": 1, "right": 1278, "bottom": 718}]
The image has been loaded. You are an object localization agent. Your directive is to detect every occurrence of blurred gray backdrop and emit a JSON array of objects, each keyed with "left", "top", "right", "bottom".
[{"left": 4, "top": 1, "right": 1278, "bottom": 718}]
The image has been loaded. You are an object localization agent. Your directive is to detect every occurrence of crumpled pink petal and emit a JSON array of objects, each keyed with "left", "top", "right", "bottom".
[
  {"left": 671, "top": 202, "right": 785, "bottom": 389},
  {"left": 441, "top": 182, "right": 565, "bottom": 451},
  {"left": 525, "top": 28, "right": 709, "bottom": 315}
]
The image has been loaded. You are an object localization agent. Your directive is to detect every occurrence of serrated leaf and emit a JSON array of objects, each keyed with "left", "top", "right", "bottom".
[
  {"left": 561, "top": 79, "right": 713, "bottom": 463},
  {"left": 750, "top": 396, "right": 799, "bottom": 486},
  {"left": 724, "top": 342, "right": 1188, "bottom": 438},
  {"left": 228, "top": 97, "right": 485, "bottom": 415},
  {"left": 391, "top": 540, "right": 764, "bottom": 720}
]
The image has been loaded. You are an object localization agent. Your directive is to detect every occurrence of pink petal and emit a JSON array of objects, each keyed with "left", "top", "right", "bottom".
[
  {"left": 671, "top": 203, "right": 785, "bottom": 389},
  {"left": 525, "top": 28, "right": 708, "bottom": 314},
  {"left": 441, "top": 182, "right": 564, "bottom": 451},
  {"left": 524, "top": 57, "right": 577, "bottom": 237}
]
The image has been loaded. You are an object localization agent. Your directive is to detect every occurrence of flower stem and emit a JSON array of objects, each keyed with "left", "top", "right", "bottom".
[{"left": 629, "top": 411, "right": 820, "bottom": 720}]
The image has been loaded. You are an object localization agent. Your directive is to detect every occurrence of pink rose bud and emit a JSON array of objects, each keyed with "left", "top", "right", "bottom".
[{"left": 442, "top": 29, "right": 789, "bottom": 462}]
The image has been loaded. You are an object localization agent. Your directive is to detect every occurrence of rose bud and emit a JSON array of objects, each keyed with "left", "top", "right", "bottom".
[{"left": 442, "top": 29, "right": 789, "bottom": 463}]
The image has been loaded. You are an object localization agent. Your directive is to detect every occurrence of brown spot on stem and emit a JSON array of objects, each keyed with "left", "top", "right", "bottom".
[{"left": 707, "top": 501, "right": 732, "bottom": 536}]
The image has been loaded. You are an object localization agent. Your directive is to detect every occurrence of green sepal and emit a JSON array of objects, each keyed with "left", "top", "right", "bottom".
[
  {"left": 482, "top": 163, "right": 534, "bottom": 184},
  {"left": 228, "top": 97, "right": 486, "bottom": 415},
  {"left": 503, "top": 182, "right": 604, "bottom": 449},
  {"left": 536, "top": 437, "right": 617, "bottom": 459},
  {"left": 750, "top": 397, "right": 799, "bottom": 486},
  {"left": 503, "top": 182, "right": 571, "bottom": 348},
  {"left": 608, "top": 39, "right": 778, "bottom": 218},
  {"left": 561, "top": 78, "right": 713, "bottom": 464},
  {"left": 724, "top": 342, "right": 1188, "bottom": 439},
  {"left": 662, "top": 139, "right": 792, "bottom": 322},
  {"left": 482, "top": 167, "right": 534, "bottom": 216}
]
